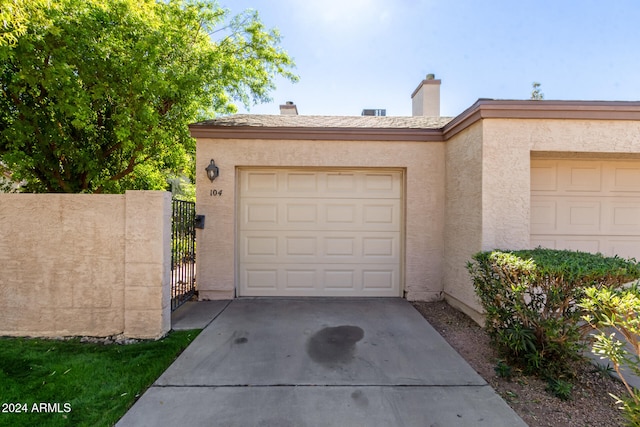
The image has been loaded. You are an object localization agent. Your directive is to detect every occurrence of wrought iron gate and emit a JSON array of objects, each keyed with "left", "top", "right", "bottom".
[{"left": 171, "top": 199, "right": 196, "bottom": 311}]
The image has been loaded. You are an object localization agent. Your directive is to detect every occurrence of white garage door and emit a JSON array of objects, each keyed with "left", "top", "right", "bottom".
[
  {"left": 531, "top": 159, "right": 640, "bottom": 260},
  {"left": 238, "top": 169, "right": 403, "bottom": 297}
]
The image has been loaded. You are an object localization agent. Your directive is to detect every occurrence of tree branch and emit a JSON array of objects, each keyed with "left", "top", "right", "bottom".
[{"left": 94, "top": 142, "right": 147, "bottom": 192}]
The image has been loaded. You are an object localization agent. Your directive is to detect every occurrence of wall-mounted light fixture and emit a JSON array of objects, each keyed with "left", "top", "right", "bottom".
[{"left": 205, "top": 159, "right": 219, "bottom": 182}]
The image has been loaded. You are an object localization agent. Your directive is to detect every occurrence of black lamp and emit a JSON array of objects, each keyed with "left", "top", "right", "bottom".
[{"left": 205, "top": 159, "right": 219, "bottom": 182}]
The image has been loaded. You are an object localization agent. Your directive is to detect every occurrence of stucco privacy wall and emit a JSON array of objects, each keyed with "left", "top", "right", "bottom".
[
  {"left": 196, "top": 138, "right": 446, "bottom": 301},
  {"left": 0, "top": 191, "right": 171, "bottom": 339},
  {"left": 444, "top": 117, "right": 640, "bottom": 319}
]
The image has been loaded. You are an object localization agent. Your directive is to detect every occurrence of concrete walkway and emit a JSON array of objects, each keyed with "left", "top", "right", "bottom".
[{"left": 117, "top": 298, "right": 526, "bottom": 427}]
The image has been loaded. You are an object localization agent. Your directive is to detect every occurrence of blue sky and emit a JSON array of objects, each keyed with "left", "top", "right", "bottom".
[{"left": 223, "top": 0, "right": 640, "bottom": 117}]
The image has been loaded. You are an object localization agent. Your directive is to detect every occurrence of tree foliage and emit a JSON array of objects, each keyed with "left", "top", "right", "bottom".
[
  {"left": 531, "top": 81, "right": 544, "bottom": 100},
  {"left": 0, "top": 0, "right": 297, "bottom": 193},
  {"left": 580, "top": 284, "right": 640, "bottom": 425},
  {"left": 0, "top": 0, "right": 49, "bottom": 46}
]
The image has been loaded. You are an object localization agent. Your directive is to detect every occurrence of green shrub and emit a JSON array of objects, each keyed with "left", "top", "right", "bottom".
[
  {"left": 580, "top": 283, "right": 640, "bottom": 426},
  {"left": 546, "top": 377, "right": 573, "bottom": 401},
  {"left": 494, "top": 359, "right": 514, "bottom": 379},
  {"left": 468, "top": 248, "right": 640, "bottom": 382}
]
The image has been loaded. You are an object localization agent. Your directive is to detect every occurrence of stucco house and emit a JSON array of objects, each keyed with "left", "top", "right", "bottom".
[{"left": 190, "top": 75, "right": 640, "bottom": 322}]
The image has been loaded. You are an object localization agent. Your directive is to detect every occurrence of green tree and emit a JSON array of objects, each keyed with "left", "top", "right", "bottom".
[
  {"left": 0, "top": 0, "right": 296, "bottom": 193},
  {"left": 531, "top": 82, "right": 544, "bottom": 100},
  {"left": 0, "top": 0, "right": 49, "bottom": 46}
]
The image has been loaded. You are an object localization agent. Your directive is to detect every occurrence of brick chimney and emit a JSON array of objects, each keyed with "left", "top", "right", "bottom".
[
  {"left": 411, "top": 74, "right": 440, "bottom": 117},
  {"left": 279, "top": 101, "right": 298, "bottom": 115}
]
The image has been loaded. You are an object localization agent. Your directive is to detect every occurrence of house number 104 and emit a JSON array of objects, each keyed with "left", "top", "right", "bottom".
[{"left": 210, "top": 189, "right": 223, "bottom": 197}]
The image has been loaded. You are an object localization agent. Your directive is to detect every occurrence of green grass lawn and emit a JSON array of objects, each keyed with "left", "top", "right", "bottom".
[{"left": 0, "top": 330, "right": 200, "bottom": 427}]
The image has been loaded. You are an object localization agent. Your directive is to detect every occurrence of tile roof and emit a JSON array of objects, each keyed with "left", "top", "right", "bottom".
[{"left": 192, "top": 114, "right": 454, "bottom": 129}]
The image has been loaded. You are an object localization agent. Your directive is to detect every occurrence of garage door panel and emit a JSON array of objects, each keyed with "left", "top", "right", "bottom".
[
  {"left": 241, "top": 263, "right": 401, "bottom": 296},
  {"left": 326, "top": 173, "right": 357, "bottom": 192},
  {"left": 242, "top": 231, "right": 399, "bottom": 263},
  {"left": 239, "top": 169, "right": 402, "bottom": 297},
  {"left": 531, "top": 197, "right": 602, "bottom": 234},
  {"left": 363, "top": 204, "right": 397, "bottom": 224},
  {"left": 531, "top": 161, "right": 558, "bottom": 191},
  {"left": 241, "top": 170, "right": 401, "bottom": 199},
  {"left": 286, "top": 204, "right": 318, "bottom": 223},
  {"left": 286, "top": 172, "right": 319, "bottom": 192},
  {"left": 609, "top": 239, "right": 640, "bottom": 260},
  {"left": 325, "top": 204, "right": 356, "bottom": 224},
  {"left": 362, "top": 269, "right": 396, "bottom": 290},
  {"left": 563, "top": 200, "right": 601, "bottom": 231},
  {"left": 531, "top": 159, "right": 640, "bottom": 261},
  {"left": 246, "top": 236, "right": 278, "bottom": 256},
  {"left": 364, "top": 173, "right": 396, "bottom": 192},
  {"left": 562, "top": 163, "right": 602, "bottom": 192},
  {"left": 530, "top": 200, "right": 557, "bottom": 233},
  {"left": 363, "top": 237, "right": 395, "bottom": 256},
  {"left": 245, "top": 269, "right": 278, "bottom": 289},
  {"left": 325, "top": 237, "right": 355, "bottom": 256},
  {"left": 532, "top": 196, "right": 640, "bottom": 235},
  {"left": 286, "top": 237, "right": 317, "bottom": 256},
  {"left": 245, "top": 203, "right": 278, "bottom": 224},
  {"left": 241, "top": 263, "right": 399, "bottom": 296},
  {"left": 324, "top": 270, "right": 355, "bottom": 289},
  {"left": 533, "top": 160, "right": 640, "bottom": 196},
  {"left": 608, "top": 202, "right": 640, "bottom": 232},
  {"left": 607, "top": 163, "right": 640, "bottom": 192},
  {"left": 285, "top": 270, "right": 317, "bottom": 289},
  {"left": 532, "top": 160, "right": 604, "bottom": 194},
  {"left": 241, "top": 198, "right": 401, "bottom": 232},
  {"left": 245, "top": 171, "right": 279, "bottom": 192}
]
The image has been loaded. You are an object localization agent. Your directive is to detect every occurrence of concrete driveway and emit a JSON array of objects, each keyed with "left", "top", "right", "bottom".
[{"left": 117, "top": 298, "right": 526, "bottom": 427}]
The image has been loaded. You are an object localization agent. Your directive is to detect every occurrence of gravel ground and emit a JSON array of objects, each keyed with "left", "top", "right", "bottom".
[{"left": 412, "top": 301, "right": 629, "bottom": 427}]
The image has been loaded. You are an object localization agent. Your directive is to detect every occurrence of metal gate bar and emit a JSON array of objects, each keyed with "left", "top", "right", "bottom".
[{"left": 171, "top": 199, "right": 196, "bottom": 311}]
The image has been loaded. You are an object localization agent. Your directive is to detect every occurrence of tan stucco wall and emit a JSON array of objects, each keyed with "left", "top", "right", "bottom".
[
  {"left": 442, "top": 121, "right": 485, "bottom": 323},
  {"left": 444, "top": 118, "right": 640, "bottom": 320},
  {"left": 196, "top": 138, "right": 445, "bottom": 301},
  {"left": 0, "top": 191, "right": 171, "bottom": 339}
]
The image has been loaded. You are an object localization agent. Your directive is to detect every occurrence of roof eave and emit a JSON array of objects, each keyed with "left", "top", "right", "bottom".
[
  {"left": 190, "top": 100, "right": 640, "bottom": 142},
  {"left": 189, "top": 125, "right": 444, "bottom": 142},
  {"left": 443, "top": 99, "right": 640, "bottom": 139}
]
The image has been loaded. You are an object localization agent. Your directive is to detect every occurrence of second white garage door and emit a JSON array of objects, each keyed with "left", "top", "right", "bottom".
[
  {"left": 238, "top": 169, "right": 403, "bottom": 297},
  {"left": 531, "top": 159, "right": 640, "bottom": 260}
]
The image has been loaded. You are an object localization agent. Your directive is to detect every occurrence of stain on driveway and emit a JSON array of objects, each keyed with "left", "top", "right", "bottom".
[{"left": 306, "top": 325, "right": 364, "bottom": 365}]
